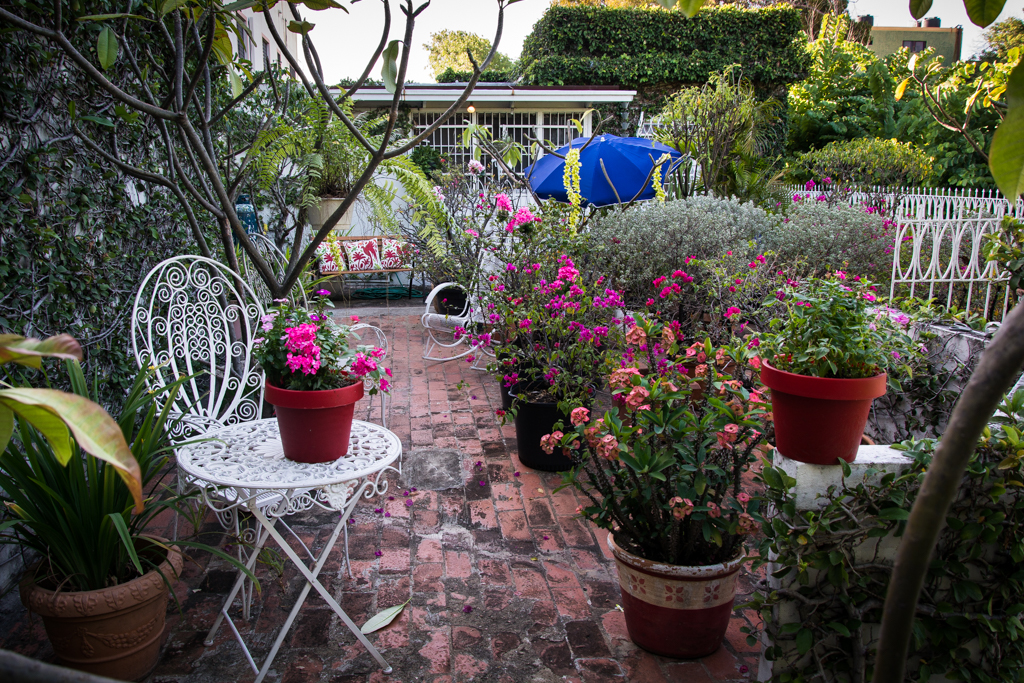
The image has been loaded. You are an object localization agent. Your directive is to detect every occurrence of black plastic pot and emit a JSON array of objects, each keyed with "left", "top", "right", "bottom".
[{"left": 509, "top": 383, "right": 573, "bottom": 472}]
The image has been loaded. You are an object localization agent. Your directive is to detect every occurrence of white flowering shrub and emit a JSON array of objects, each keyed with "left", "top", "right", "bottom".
[{"left": 588, "top": 196, "right": 777, "bottom": 306}]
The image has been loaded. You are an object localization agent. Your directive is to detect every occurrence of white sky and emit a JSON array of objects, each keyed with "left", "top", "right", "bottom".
[{"left": 302, "top": 0, "right": 1024, "bottom": 84}]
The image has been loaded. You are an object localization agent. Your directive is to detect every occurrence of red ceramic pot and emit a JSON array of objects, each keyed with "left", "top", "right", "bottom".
[
  {"left": 609, "top": 535, "right": 745, "bottom": 659},
  {"left": 264, "top": 380, "right": 364, "bottom": 463},
  {"left": 760, "top": 360, "right": 886, "bottom": 465}
]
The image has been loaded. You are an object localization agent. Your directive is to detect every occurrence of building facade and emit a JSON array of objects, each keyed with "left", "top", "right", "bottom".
[
  {"left": 863, "top": 16, "right": 963, "bottom": 64},
  {"left": 229, "top": 6, "right": 300, "bottom": 72},
  {"left": 350, "top": 84, "right": 637, "bottom": 174}
]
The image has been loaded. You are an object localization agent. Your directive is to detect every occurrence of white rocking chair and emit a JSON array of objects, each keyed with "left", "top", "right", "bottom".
[{"left": 421, "top": 282, "right": 492, "bottom": 369}]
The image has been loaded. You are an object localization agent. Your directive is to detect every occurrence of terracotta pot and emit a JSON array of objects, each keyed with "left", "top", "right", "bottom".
[
  {"left": 760, "top": 360, "right": 886, "bottom": 465},
  {"left": 509, "top": 382, "right": 573, "bottom": 472},
  {"left": 609, "top": 535, "right": 744, "bottom": 659},
  {"left": 20, "top": 543, "right": 183, "bottom": 681},
  {"left": 265, "top": 380, "right": 365, "bottom": 463}
]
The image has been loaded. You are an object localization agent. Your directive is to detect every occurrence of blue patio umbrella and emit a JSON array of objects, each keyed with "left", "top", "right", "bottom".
[{"left": 523, "top": 135, "right": 684, "bottom": 207}]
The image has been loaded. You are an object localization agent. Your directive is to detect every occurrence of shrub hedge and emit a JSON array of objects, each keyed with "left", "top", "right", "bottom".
[{"left": 519, "top": 5, "right": 810, "bottom": 89}]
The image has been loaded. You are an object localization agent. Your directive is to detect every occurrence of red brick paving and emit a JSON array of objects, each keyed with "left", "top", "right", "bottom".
[{"left": 0, "top": 307, "right": 760, "bottom": 682}]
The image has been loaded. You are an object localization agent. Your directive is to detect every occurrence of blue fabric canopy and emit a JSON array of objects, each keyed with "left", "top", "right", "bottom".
[{"left": 523, "top": 135, "right": 683, "bottom": 207}]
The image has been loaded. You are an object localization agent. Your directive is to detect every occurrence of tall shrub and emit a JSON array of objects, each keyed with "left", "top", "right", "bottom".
[{"left": 589, "top": 196, "right": 777, "bottom": 306}]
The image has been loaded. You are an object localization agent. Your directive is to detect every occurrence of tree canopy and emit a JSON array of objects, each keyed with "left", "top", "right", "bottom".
[
  {"left": 424, "top": 30, "right": 514, "bottom": 79},
  {"left": 980, "top": 15, "right": 1024, "bottom": 61}
]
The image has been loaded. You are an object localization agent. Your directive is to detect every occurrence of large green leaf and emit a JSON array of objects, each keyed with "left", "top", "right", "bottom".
[
  {"left": 382, "top": 40, "right": 400, "bottom": 95},
  {"left": 0, "top": 405, "right": 13, "bottom": 454},
  {"left": 675, "top": 0, "right": 707, "bottom": 17},
  {"left": 361, "top": 598, "right": 409, "bottom": 634},
  {"left": 909, "top": 0, "right": 933, "bottom": 20},
  {"left": 97, "top": 26, "right": 118, "bottom": 70},
  {"left": 990, "top": 61, "right": 1024, "bottom": 201},
  {"left": 964, "top": 0, "right": 1007, "bottom": 27},
  {"left": 0, "top": 334, "right": 82, "bottom": 368},
  {"left": 300, "top": 0, "right": 344, "bottom": 10},
  {"left": 0, "top": 388, "right": 143, "bottom": 511}
]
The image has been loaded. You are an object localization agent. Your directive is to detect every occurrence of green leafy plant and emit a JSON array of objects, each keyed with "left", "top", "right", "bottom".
[
  {"left": 552, "top": 323, "right": 771, "bottom": 566},
  {"left": 760, "top": 275, "right": 921, "bottom": 379},
  {"left": 0, "top": 356, "right": 255, "bottom": 592},
  {"left": 748, "top": 389, "right": 1024, "bottom": 682},
  {"left": 792, "top": 137, "right": 934, "bottom": 191},
  {"left": 983, "top": 215, "right": 1024, "bottom": 291}
]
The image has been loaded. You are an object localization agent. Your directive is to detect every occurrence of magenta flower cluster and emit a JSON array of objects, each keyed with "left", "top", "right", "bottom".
[{"left": 284, "top": 323, "right": 321, "bottom": 375}]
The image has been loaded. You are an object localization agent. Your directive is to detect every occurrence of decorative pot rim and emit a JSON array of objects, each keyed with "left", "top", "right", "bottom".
[
  {"left": 608, "top": 533, "right": 746, "bottom": 580},
  {"left": 761, "top": 360, "right": 887, "bottom": 402},
  {"left": 21, "top": 542, "right": 182, "bottom": 618},
  {"left": 264, "top": 378, "right": 365, "bottom": 409}
]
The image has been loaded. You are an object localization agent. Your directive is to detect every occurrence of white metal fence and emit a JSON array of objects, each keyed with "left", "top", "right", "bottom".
[{"left": 780, "top": 185, "right": 1021, "bottom": 321}]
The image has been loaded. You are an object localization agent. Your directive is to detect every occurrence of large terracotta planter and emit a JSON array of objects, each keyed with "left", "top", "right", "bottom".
[
  {"left": 509, "top": 383, "right": 573, "bottom": 472},
  {"left": 265, "top": 380, "right": 365, "bottom": 463},
  {"left": 609, "top": 535, "right": 744, "bottom": 659},
  {"left": 19, "top": 543, "right": 183, "bottom": 681},
  {"left": 760, "top": 360, "right": 886, "bottom": 465}
]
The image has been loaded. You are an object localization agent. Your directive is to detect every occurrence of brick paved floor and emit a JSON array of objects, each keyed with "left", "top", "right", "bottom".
[{"left": 1, "top": 305, "right": 764, "bottom": 682}]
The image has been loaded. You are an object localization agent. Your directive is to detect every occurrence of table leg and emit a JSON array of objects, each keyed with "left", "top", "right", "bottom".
[
  {"left": 204, "top": 521, "right": 271, "bottom": 648},
  {"left": 250, "top": 504, "right": 393, "bottom": 675}
]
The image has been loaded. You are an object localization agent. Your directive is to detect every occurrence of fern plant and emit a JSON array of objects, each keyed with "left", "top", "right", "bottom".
[{"left": 250, "top": 96, "right": 447, "bottom": 244}]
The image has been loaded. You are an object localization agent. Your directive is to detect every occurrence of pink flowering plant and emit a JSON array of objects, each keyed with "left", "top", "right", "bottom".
[
  {"left": 252, "top": 292, "right": 391, "bottom": 392},
  {"left": 469, "top": 249, "right": 627, "bottom": 412},
  {"left": 551, "top": 333, "right": 772, "bottom": 566},
  {"left": 759, "top": 274, "right": 921, "bottom": 379}
]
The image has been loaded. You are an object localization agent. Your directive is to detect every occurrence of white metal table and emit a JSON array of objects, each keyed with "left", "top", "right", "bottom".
[{"left": 176, "top": 418, "right": 402, "bottom": 681}]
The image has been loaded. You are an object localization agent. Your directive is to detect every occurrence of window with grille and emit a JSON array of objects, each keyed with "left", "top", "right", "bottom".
[
  {"left": 236, "top": 18, "right": 248, "bottom": 61},
  {"left": 262, "top": 38, "right": 270, "bottom": 69},
  {"left": 903, "top": 40, "right": 927, "bottom": 52},
  {"left": 410, "top": 110, "right": 588, "bottom": 175}
]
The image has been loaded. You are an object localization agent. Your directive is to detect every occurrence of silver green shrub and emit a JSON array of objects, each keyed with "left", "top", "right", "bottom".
[
  {"left": 588, "top": 195, "right": 777, "bottom": 306},
  {"left": 772, "top": 198, "right": 895, "bottom": 280}
]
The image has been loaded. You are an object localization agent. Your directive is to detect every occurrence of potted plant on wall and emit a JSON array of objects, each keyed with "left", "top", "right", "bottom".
[
  {"left": 0, "top": 336, "right": 255, "bottom": 681},
  {"left": 253, "top": 100, "right": 443, "bottom": 236},
  {"left": 550, "top": 316, "right": 771, "bottom": 658},
  {"left": 757, "top": 274, "right": 921, "bottom": 465},
  {"left": 253, "top": 290, "right": 391, "bottom": 463}
]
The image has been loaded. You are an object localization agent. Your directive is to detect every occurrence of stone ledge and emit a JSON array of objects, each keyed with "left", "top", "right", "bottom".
[{"left": 773, "top": 445, "right": 914, "bottom": 511}]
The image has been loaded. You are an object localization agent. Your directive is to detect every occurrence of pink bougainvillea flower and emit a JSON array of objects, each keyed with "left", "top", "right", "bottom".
[
  {"left": 724, "top": 306, "right": 741, "bottom": 319},
  {"left": 495, "top": 193, "right": 513, "bottom": 212}
]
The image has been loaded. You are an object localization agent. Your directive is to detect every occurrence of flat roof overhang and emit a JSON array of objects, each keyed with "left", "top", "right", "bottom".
[{"left": 343, "top": 84, "right": 637, "bottom": 109}]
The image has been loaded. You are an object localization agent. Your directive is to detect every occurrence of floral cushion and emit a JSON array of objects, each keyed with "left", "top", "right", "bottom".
[
  {"left": 344, "top": 238, "right": 381, "bottom": 271},
  {"left": 315, "top": 239, "right": 346, "bottom": 274},
  {"left": 379, "top": 238, "right": 408, "bottom": 269}
]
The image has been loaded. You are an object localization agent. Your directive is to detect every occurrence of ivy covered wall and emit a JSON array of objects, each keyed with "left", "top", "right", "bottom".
[
  {"left": 517, "top": 4, "right": 811, "bottom": 140},
  {"left": 0, "top": 30, "right": 202, "bottom": 409}
]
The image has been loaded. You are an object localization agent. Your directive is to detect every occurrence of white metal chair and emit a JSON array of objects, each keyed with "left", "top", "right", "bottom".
[
  {"left": 240, "top": 232, "right": 308, "bottom": 308},
  {"left": 421, "top": 282, "right": 492, "bottom": 369}
]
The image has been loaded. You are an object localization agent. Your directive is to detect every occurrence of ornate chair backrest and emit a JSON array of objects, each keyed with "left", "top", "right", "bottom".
[
  {"left": 132, "top": 256, "right": 266, "bottom": 436},
  {"left": 240, "top": 232, "right": 308, "bottom": 308}
]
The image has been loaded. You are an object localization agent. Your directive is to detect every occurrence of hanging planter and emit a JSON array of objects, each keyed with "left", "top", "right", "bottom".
[
  {"left": 265, "top": 380, "right": 365, "bottom": 463},
  {"left": 609, "top": 535, "right": 745, "bottom": 659},
  {"left": 760, "top": 360, "right": 886, "bottom": 465}
]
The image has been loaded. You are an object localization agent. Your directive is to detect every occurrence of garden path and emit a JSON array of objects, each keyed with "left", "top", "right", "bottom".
[{"left": 1, "top": 304, "right": 762, "bottom": 683}]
